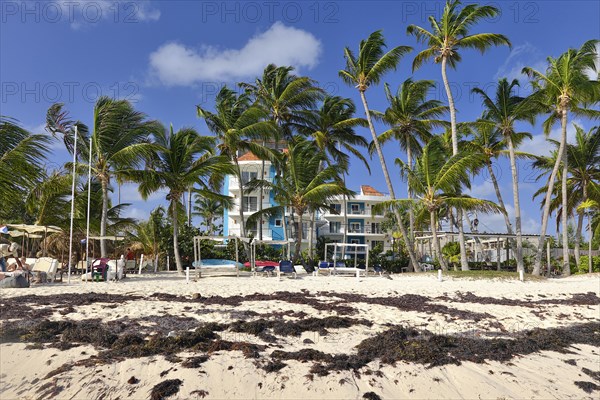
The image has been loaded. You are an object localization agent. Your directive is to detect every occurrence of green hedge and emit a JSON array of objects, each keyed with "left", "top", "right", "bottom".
[{"left": 576, "top": 256, "right": 600, "bottom": 274}]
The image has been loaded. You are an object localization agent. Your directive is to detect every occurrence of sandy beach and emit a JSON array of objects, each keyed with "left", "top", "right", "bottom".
[{"left": 1, "top": 272, "right": 599, "bottom": 400}]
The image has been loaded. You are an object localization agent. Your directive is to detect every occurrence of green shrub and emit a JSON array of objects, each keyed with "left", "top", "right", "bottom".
[{"left": 577, "top": 255, "right": 600, "bottom": 274}]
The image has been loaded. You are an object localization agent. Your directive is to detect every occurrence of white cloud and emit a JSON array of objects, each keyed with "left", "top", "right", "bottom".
[
  {"left": 519, "top": 119, "right": 584, "bottom": 157},
  {"left": 148, "top": 22, "right": 322, "bottom": 86},
  {"left": 495, "top": 42, "right": 546, "bottom": 84},
  {"left": 53, "top": 0, "right": 160, "bottom": 30},
  {"left": 117, "top": 183, "right": 164, "bottom": 203}
]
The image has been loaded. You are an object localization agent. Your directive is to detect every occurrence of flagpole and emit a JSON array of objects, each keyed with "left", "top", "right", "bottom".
[
  {"left": 67, "top": 126, "right": 78, "bottom": 283},
  {"left": 85, "top": 135, "right": 93, "bottom": 281}
]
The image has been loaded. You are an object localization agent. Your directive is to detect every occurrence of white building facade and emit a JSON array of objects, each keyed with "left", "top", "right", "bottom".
[{"left": 222, "top": 152, "right": 393, "bottom": 257}]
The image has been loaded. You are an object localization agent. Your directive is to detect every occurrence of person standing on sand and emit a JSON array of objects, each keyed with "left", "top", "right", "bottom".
[{"left": 0, "top": 242, "right": 23, "bottom": 272}]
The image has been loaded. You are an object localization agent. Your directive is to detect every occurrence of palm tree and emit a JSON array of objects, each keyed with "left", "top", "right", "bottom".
[
  {"left": 46, "top": 98, "right": 160, "bottom": 257},
  {"left": 371, "top": 79, "right": 448, "bottom": 244},
  {"left": 296, "top": 96, "right": 369, "bottom": 260},
  {"left": 533, "top": 125, "right": 600, "bottom": 267},
  {"left": 523, "top": 39, "right": 599, "bottom": 275},
  {"left": 407, "top": 0, "right": 510, "bottom": 270},
  {"left": 567, "top": 125, "right": 600, "bottom": 265},
  {"left": 339, "top": 30, "right": 422, "bottom": 271},
  {"left": 392, "top": 137, "right": 504, "bottom": 270},
  {"left": 197, "top": 86, "right": 277, "bottom": 240},
  {"left": 194, "top": 196, "right": 225, "bottom": 235},
  {"left": 471, "top": 79, "right": 535, "bottom": 272},
  {"left": 126, "top": 126, "right": 234, "bottom": 274},
  {"left": 248, "top": 139, "right": 352, "bottom": 262},
  {"left": 0, "top": 117, "right": 49, "bottom": 221},
  {"left": 241, "top": 64, "right": 324, "bottom": 240}
]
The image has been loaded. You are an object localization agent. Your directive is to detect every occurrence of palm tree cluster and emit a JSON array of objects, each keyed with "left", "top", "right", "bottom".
[{"left": 1, "top": 0, "right": 598, "bottom": 275}]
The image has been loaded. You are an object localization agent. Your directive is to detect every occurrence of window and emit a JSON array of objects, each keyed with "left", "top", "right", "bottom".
[
  {"left": 330, "top": 203, "right": 341, "bottom": 214},
  {"left": 371, "top": 223, "right": 381, "bottom": 234},
  {"left": 350, "top": 204, "right": 360, "bottom": 214},
  {"left": 241, "top": 171, "right": 258, "bottom": 185},
  {"left": 274, "top": 219, "right": 282, "bottom": 227},
  {"left": 350, "top": 239, "right": 360, "bottom": 244},
  {"left": 330, "top": 222, "right": 341, "bottom": 233},
  {"left": 350, "top": 222, "right": 361, "bottom": 233},
  {"left": 242, "top": 196, "right": 258, "bottom": 212}
]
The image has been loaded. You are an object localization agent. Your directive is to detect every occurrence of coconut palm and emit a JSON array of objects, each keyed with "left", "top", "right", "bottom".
[
  {"left": 295, "top": 96, "right": 369, "bottom": 260},
  {"left": 407, "top": 0, "right": 510, "bottom": 270},
  {"left": 247, "top": 139, "right": 353, "bottom": 262},
  {"left": 197, "top": 86, "right": 277, "bottom": 240},
  {"left": 125, "top": 126, "right": 234, "bottom": 274},
  {"left": 241, "top": 65, "right": 324, "bottom": 240},
  {"left": 471, "top": 79, "right": 535, "bottom": 272},
  {"left": 567, "top": 125, "right": 600, "bottom": 265},
  {"left": 46, "top": 98, "right": 160, "bottom": 257},
  {"left": 0, "top": 117, "right": 49, "bottom": 221},
  {"left": 339, "top": 30, "right": 422, "bottom": 271},
  {"left": 194, "top": 195, "right": 225, "bottom": 235},
  {"left": 523, "top": 39, "right": 600, "bottom": 275},
  {"left": 533, "top": 125, "right": 600, "bottom": 267},
  {"left": 371, "top": 79, "right": 449, "bottom": 244},
  {"left": 391, "top": 137, "right": 504, "bottom": 270}
]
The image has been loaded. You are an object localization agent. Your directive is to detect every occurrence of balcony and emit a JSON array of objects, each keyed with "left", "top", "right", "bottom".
[{"left": 323, "top": 226, "right": 384, "bottom": 235}]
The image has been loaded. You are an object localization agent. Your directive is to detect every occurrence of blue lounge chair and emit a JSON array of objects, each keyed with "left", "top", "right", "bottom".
[
  {"left": 278, "top": 260, "right": 297, "bottom": 279},
  {"left": 316, "top": 261, "right": 333, "bottom": 276}
]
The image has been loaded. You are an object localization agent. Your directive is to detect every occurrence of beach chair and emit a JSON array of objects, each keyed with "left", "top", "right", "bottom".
[
  {"left": 332, "top": 260, "right": 366, "bottom": 278},
  {"left": 277, "top": 260, "right": 297, "bottom": 279},
  {"left": 30, "top": 257, "right": 60, "bottom": 283},
  {"left": 316, "top": 261, "right": 333, "bottom": 276},
  {"left": 371, "top": 264, "right": 384, "bottom": 277}
]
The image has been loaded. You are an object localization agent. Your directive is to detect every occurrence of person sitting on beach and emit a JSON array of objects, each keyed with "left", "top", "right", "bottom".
[
  {"left": 0, "top": 243, "right": 23, "bottom": 272},
  {"left": 126, "top": 248, "right": 135, "bottom": 261},
  {"left": 7, "top": 257, "right": 30, "bottom": 272}
]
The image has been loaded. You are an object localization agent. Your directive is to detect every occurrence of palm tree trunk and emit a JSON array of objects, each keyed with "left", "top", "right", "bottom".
[
  {"left": 533, "top": 109, "right": 568, "bottom": 275},
  {"left": 589, "top": 213, "right": 593, "bottom": 273},
  {"left": 233, "top": 159, "right": 246, "bottom": 238},
  {"left": 308, "top": 208, "right": 315, "bottom": 261},
  {"left": 561, "top": 135, "right": 570, "bottom": 276},
  {"left": 294, "top": 210, "right": 303, "bottom": 263},
  {"left": 487, "top": 162, "right": 513, "bottom": 234},
  {"left": 441, "top": 56, "right": 458, "bottom": 155},
  {"left": 258, "top": 140, "right": 266, "bottom": 241},
  {"left": 342, "top": 174, "right": 348, "bottom": 260},
  {"left": 100, "top": 178, "right": 109, "bottom": 257},
  {"left": 172, "top": 200, "right": 183, "bottom": 275},
  {"left": 441, "top": 56, "right": 467, "bottom": 270},
  {"left": 507, "top": 136, "right": 524, "bottom": 272},
  {"left": 282, "top": 206, "right": 288, "bottom": 242},
  {"left": 359, "top": 90, "right": 421, "bottom": 272},
  {"left": 431, "top": 210, "right": 448, "bottom": 270},
  {"left": 407, "top": 146, "right": 415, "bottom": 246},
  {"left": 187, "top": 188, "right": 192, "bottom": 227},
  {"left": 574, "top": 211, "right": 583, "bottom": 267}
]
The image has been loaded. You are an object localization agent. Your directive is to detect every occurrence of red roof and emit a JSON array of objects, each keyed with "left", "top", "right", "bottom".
[{"left": 361, "top": 185, "right": 384, "bottom": 196}]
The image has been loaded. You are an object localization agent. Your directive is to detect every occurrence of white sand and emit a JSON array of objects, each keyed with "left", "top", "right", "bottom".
[{"left": 1, "top": 272, "right": 599, "bottom": 399}]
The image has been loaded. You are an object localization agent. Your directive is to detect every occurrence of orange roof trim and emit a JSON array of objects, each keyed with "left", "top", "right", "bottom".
[{"left": 361, "top": 185, "right": 384, "bottom": 196}]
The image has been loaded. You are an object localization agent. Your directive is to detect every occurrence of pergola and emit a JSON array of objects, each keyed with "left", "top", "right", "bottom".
[
  {"left": 414, "top": 231, "right": 543, "bottom": 269},
  {"left": 324, "top": 242, "right": 370, "bottom": 274},
  {"left": 192, "top": 235, "right": 251, "bottom": 278}
]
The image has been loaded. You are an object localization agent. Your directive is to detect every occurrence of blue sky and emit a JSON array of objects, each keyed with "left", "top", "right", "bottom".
[{"left": 1, "top": 0, "right": 599, "bottom": 234}]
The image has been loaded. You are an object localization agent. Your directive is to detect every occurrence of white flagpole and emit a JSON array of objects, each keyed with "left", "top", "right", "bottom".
[
  {"left": 85, "top": 136, "right": 93, "bottom": 281},
  {"left": 67, "top": 126, "right": 78, "bottom": 283}
]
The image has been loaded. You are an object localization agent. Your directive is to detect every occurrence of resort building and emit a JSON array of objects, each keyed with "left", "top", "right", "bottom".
[{"left": 222, "top": 150, "right": 393, "bottom": 257}]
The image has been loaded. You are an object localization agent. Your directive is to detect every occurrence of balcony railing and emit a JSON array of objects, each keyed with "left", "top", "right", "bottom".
[{"left": 325, "top": 226, "right": 383, "bottom": 234}]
